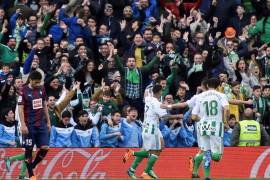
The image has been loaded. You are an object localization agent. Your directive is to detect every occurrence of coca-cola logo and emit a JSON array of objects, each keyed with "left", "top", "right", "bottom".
[
  {"left": 0, "top": 148, "right": 111, "bottom": 179},
  {"left": 250, "top": 147, "right": 270, "bottom": 178}
]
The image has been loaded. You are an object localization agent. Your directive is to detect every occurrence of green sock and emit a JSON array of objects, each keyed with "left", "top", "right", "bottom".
[
  {"left": 20, "top": 161, "right": 27, "bottom": 177},
  {"left": 144, "top": 154, "right": 158, "bottom": 174},
  {"left": 9, "top": 153, "right": 25, "bottom": 162},
  {"left": 193, "top": 153, "right": 203, "bottom": 175},
  {"left": 203, "top": 159, "right": 210, "bottom": 178},
  {"left": 130, "top": 156, "right": 144, "bottom": 171},
  {"left": 133, "top": 150, "right": 149, "bottom": 158},
  {"left": 212, "top": 153, "right": 222, "bottom": 162}
]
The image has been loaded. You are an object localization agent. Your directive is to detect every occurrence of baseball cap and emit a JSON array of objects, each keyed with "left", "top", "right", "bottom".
[{"left": 225, "top": 27, "right": 236, "bottom": 39}]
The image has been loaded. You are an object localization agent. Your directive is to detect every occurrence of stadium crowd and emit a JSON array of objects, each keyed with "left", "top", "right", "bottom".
[{"left": 0, "top": 0, "right": 270, "bottom": 148}]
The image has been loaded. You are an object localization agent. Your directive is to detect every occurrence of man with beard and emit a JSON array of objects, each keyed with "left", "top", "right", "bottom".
[{"left": 0, "top": 35, "right": 18, "bottom": 65}]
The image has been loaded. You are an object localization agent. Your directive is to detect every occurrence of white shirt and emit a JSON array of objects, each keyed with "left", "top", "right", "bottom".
[{"left": 144, "top": 96, "right": 167, "bottom": 126}]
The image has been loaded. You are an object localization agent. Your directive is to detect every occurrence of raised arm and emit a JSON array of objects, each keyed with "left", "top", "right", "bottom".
[{"left": 114, "top": 54, "right": 125, "bottom": 75}]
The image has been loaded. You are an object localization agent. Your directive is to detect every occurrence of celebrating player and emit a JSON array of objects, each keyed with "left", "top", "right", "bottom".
[
  {"left": 160, "top": 79, "right": 208, "bottom": 178},
  {"left": 18, "top": 71, "right": 51, "bottom": 180},
  {"left": 123, "top": 84, "right": 178, "bottom": 179},
  {"left": 191, "top": 78, "right": 230, "bottom": 180}
]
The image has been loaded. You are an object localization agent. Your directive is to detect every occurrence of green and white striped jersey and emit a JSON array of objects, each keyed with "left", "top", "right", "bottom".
[{"left": 192, "top": 90, "right": 229, "bottom": 137}]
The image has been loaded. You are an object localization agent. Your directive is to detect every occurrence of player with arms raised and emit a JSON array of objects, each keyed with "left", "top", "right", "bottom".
[
  {"left": 123, "top": 84, "right": 179, "bottom": 179},
  {"left": 191, "top": 78, "right": 230, "bottom": 180}
]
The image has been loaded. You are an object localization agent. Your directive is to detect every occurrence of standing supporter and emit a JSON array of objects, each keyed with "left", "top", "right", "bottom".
[
  {"left": 226, "top": 81, "right": 252, "bottom": 122},
  {"left": 99, "top": 3, "right": 120, "bottom": 41},
  {"left": 114, "top": 48, "right": 163, "bottom": 118},
  {"left": 187, "top": 52, "right": 207, "bottom": 95}
]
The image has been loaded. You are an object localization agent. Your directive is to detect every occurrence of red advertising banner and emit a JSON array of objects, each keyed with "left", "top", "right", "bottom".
[{"left": 0, "top": 147, "right": 270, "bottom": 179}]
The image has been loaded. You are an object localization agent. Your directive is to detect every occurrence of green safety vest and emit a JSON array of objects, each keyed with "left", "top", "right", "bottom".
[{"left": 239, "top": 120, "right": 261, "bottom": 146}]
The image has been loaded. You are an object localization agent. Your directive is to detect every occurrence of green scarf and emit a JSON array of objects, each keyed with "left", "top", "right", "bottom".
[{"left": 126, "top": 69, "right": 140, "bottom": 84}]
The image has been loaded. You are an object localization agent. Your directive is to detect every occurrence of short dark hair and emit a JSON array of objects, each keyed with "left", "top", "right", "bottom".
[
  {"left": 2, "top": 107, "right": 13, "bottom": 119},
  {"left": 219, "top": 70, "right": 229, "bottom": 77},
  {"left": 46, "top": 95, "right": 56, "bottom": 101},
  {"left": 77, "top": 110, "right": 88, "bottom": 117},
  {"left": 128, "top": 106, "right": 137, "bottom": 112},
  {"left": 112, "top": 111, "right": 121, "bottom": 116},
  {"left": 29, "top": 71, "right": 42, "bottom": 81},
  {"left": 229, "top": 114, "right": 236, "bottom": 120},
  {"left": 201, "top": 78, "right": 208, "bottom": 88},
  {"left": 253, "top": 85, "right": 261, "bottom": 91},
  {"left": 152, "top": 84, "right": 162, "bottom": 94},
  {"left": 103, "top": 90, "right": 112, "bottom": 97},
  {"left": 62, "top": 110, "right": 71, "bottom": 118},
  {"left": 1, "top": 64, "right": 9, "bottom": 68},
  {"left": 230, "top": 81, "right": 240, "bottom": 87},
  {"left": 207, "top": 78, "right": 220, "bottom": 89},
  {"left": 262, "top": 84, "right": 270, "bottom": 91}
]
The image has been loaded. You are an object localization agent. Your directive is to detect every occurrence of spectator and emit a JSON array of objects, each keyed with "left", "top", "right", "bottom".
[
  {"left": 46, "top": 82, "right": 79, "bottom": 126},
  {"left": 50, "top": 110, "right": 74, "bottom": 147},
  {"left": 0, "top": 108, "right": 18, "bottom": 147},
  {"left": 248, "top": 0, "right": 270, "bottom": 44},
  {"left": 115, "top": 49, "right": 163, "bottom": 118},
  {"left": 99, "top": 111, "right": 123, "bottom": 147},
  {"left": 231, "top": 108, "right": 270, "bottom": 146},
  {"left": 132, "top": 0, "right": 158, "bottom": 30},
  {"left": 99, "top": 3, "right": 120, "bottom": 41},
  {"left": 229, "top": 4, "right": 250, "bottom": 36},
  {"left": 187, "top": 52, "right": 207, "bottom": 95},
  {"left": 226, "top": 81, "right": 252, "bottom": 122},
  {"left": 119, "top": 107, "right": 142, "bottom": 147},
  {"left": 92, "top": 90, "right": 119, "bottom": 117},
  {"left": 261, "top": 85, "right": 270, "bottom": 134},
  {"left": 72, "top": 110, "right": 99, "bottom": 147},
  {"left": 224, "top": 114, "right": 236, "bottom": 147},
  {"left": 0, "top": 34, "right": 18, "bottom": 65},
  {"left": 160, "top": 118, "right": 195, "bottom": 147}
]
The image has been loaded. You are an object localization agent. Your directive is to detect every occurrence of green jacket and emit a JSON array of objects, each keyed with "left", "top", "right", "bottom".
[
  {"left": 115, "top": 55, "right": 158, "bottom": 76},
  {"left": 248, "top": 17, "right": 270, "bottom": 44},
  {"left": 97, "top": 99, "right": 119, "bottom": 116},
  {"left": 115, "top": 55, "right": 158, "bottom": 97},
  {"left": 0, "top": 33, "right": 18, "bottom": 64},
  {"left": 162, "top": 66, "right": 177, "bottom": 99}
]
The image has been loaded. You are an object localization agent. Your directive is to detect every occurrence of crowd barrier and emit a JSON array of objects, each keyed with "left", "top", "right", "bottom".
[{"left": 0, "top": 147, "right": 270, "bottom": 179}]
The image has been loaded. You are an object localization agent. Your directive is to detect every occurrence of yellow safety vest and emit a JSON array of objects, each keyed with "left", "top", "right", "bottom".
[{"left": 239, "top": 120, "right": 261, "bottom": 146}]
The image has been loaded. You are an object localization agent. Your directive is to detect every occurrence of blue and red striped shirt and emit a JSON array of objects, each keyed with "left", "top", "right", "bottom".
[{"left": 18, "top": 85, "right": 46, "bottom": 127}]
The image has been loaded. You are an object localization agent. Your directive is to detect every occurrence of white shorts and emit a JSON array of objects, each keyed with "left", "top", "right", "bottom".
[
  {"left": 199, "top": 135, "right": 223, "bottom": 154},
  {"left": 142, "top": 129, "right": 163, "bottom": 151}
]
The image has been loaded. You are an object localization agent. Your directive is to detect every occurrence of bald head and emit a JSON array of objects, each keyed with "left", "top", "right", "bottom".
[{"left": 244, "top": 108, "right": 254, "bottom": 120}]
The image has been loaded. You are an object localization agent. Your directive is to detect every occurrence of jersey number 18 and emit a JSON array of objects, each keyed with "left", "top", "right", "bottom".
[{"left": 203, "top": 100, "right": 218, "bottom": 116}]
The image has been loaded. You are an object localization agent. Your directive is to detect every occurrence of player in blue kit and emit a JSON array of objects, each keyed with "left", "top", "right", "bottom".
[{"left": 18, "top": 71, "right": 51, "bottom": 180}]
